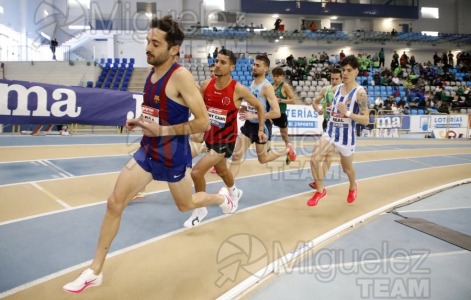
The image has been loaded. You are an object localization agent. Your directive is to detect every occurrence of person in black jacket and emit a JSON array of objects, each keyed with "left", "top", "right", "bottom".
[{"left": 50, "top": 38, "right": 58, "bottom": 60}]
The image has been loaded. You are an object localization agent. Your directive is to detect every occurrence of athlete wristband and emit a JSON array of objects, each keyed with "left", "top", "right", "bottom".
[
  {"left": 346, "top": 111, "right": 351, "bottom": 117},
  {"left": 258, "top": 129, "right": 264, "bottom": 132}
]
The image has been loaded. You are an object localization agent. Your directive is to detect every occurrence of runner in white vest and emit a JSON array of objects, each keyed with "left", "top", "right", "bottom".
[{"left": 307, "top": 55, "right": 369, "bottom": 207}]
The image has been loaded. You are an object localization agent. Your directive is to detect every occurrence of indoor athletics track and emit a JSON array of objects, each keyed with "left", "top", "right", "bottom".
[{"left": 0, "top": 134, "right": 470, "bottom": 299}]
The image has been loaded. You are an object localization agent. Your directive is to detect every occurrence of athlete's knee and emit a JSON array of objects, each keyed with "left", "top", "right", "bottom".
[
  {"left": 231, "top": 151, "right": 242, "bottom": 162},
  {"left": 342, "top": 165, "right": 354, "bottom": 174},
  {"left": 175, "top": 202, "right": 193, "bottom": 212},
  {"left": 190, "top": 167, "right": 204, "bottom": 181},
  {"left": 257, "top": 154, "right": 268, "bottom": 164},
  {"left": 175, "top": 197, "right": 196, "bottom": 212},
  {"left": 106, "top": 195, "right": 126, "bottom": 216}
]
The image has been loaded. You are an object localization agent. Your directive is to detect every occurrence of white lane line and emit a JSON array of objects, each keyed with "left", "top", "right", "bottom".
[
  {"left": 30, "top": 182, "right": 71, "bottom": 209},
  {"left": 40, "top": 160, "right": 74, "bottom": 177},
  {"left": 36, "top": 160, "right": 48, "bottom": 167}
]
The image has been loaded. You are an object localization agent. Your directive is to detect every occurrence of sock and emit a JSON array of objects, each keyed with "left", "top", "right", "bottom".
[
  {"left": 195, "top": 207, "right": 206, "bottom": 214},
  {"left": 228, "top": 185, "right": 237, "bottom": 199}
]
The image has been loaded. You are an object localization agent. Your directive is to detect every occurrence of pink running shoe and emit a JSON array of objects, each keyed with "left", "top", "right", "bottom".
[
  {"left": 308, "top": 182, "right": 317, "bottom": 190},
  {"left": 307, "top": 189, "right": 327, "bottom": 206},
  {"left": 347, "top": 183, "right": 358, "bottom": 203}
]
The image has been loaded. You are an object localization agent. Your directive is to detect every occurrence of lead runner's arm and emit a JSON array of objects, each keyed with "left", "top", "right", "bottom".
[{"left": 170, "top": 68, "right": 210, "bottom": 135}]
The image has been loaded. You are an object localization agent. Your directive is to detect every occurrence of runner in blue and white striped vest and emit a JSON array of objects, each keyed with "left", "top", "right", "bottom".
[
  {"left": 325, "top": 83, "right": 360, "bottom": 147},
  {"left": 307, "top": 55, "right": 370, "bottom": 207}
]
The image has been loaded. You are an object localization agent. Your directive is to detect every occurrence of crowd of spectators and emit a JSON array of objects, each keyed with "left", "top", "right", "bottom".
[{"left": 279, "top": 49, "right": 471, "bottom": 115}]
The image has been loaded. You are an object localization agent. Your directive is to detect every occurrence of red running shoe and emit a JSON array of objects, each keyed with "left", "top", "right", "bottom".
[
  {"left": 308, "top": 182, "right": 317, "bottom": 189},
  {"left": 307, "top": 189, "right": 327, "bottom": 206},
  {"left": 347, "top": 183, "right": 358, "bottom": 203}
]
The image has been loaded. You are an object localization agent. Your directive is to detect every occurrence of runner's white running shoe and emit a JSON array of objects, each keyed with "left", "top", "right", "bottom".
[
  {"left": 219, "top": 187, "right": 237, "bottom": 214},
  {"left": 235, "top": 189, "right": 243, "bottom": 202},
  {"left": 183, "top": 207, "right": 208, "bottom": 228},
  {"left": 63, "top": 268, "right": 102, "bottom": 294}
]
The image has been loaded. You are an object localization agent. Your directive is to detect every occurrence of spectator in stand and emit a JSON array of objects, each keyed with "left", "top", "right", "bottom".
[
  {"left": 286, "top": 54, "right": 295, "bottom": 67},
  {"left": 391, "top": 74, "right": 400, "bottom": 87},
  {"left": 371, "top": 53, "right": 379, "bottom": 68},
  {"left": 456, "top": 51, "right": 463, "bottom": 66},
  {"left": 403, "top": 79, "right": 413, "bottom": 90},
  {"left": 308, "top": 54, "right": 317, "bottom": 65},
  {"left": 301, "top": 20, "right": 306, "bottom": 31},
  {"left": 441, "top": 51, "right": 448, "bottom": 66},
  {"left": 274, "top": 18, "right": 282, "bottom": 31},
  {"left": 397, "top": 103, "right": 405, "bottom": 114},
  {"left": 448, "top": 51, "right": 454, "bottom": 67},
  {"left": 373, "top": 71, "right": 381, "bottom": 86},
  {"left": 322, "top": 61, "right": 334, "bottom": 73},
  {"left": 339, "top": 50, "right": 346, "bottom": 61},
  {"left": 391, "top": 28, "right": 398, "bottom": 36},
  {"left": 392, "top": 50, "right": 399, "bottom": 65},
  {"left": 390, "top": 102, "right": 399, "bottom": 115},
  {"left": 416, "top": 74, "right": 427, "bottom": 90},
  {"left": 375, "top": 100, "right": 384, "bottom": 114},
  {"left": 393, "top": 64, "right": 403, "bottom": 79},
  {"left": 375, "top": 96, "right": 383, "bottom": 106},
  {"left": 213, "top": 47, "right": 219, "bottom": 60},
  {"left": 409, "top": 55, "right": 416, "bottom": 68},
  {"left": 381, "top": 66, "right": 392, "bottom": 78},
  {"left": 433, "top": 52, "right": 441, "bottom": 66},
  {"left": 381, "top": 75, "right": 391, "bottom": 86},
  {"left": 378, "top": 48, "right": 385, "bottom": 68},
  {"left": 390, "top": 59, "right": 398, "bottom": 71},
  {"left": 399, "top": 51, "right": 409, "bottom": 68},
  {"left": 310, "top": 21, "right": 317, "bottom": 32},
  {"left": 363, "top": 55, "right": 372, "bottom": 71}
]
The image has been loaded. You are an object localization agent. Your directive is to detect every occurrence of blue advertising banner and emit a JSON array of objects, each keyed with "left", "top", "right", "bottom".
[{"left": 0, "top": 79, "right": 142, "bottom": 126}]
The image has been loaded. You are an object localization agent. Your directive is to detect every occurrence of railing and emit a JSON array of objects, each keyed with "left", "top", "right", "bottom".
[{"left": 0, "top": 45, "right": 70, "bottom": 62}]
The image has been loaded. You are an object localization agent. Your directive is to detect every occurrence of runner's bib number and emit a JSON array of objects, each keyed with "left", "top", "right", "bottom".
[
  {"left": 207, "top": 106, "right": 228, "bottom": 128},
  {"left": 142, "top": 105, "right": 159, "bottom": 123},
  {"left": 330, "top": 112, "right": 351, "bottom": 127}
]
